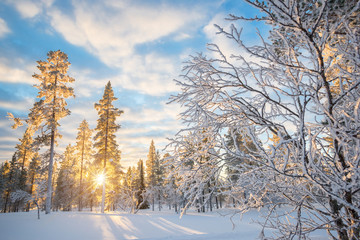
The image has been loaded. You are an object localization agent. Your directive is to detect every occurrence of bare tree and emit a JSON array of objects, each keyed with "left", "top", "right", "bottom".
[{"left": 169, "top": 0, "right": 360, "bottom": 239}]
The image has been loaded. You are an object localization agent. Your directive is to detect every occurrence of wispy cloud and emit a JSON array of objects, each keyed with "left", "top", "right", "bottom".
[
  {"left": 0, "top": 58, "right": 36, "bottom": 84},
  {"left": 0, "top": 18, "right": 10, "bottom": 38},
  {"left": 8, "top": 0, "right": 54, "bottom": 18},
  {"left": 46, "top": 1, "right": 205, "bottom": 65}
]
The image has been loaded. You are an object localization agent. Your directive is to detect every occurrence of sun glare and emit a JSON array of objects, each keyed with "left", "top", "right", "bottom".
[{"left": 95, "top": 173, "right": 105, "bottom": 185}]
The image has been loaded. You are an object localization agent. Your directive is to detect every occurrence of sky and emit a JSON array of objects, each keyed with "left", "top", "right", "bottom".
[{"left": 0, "top": 0, "right": 265, "bottom": 168}]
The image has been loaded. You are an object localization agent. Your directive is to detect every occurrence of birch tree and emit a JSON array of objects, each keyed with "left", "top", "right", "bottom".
[
  {"left": 170, "top": 0, "right": 360, "bottom": 239},
  {"left": 93, "top": 81, "right": 123, "bottom": 213}
]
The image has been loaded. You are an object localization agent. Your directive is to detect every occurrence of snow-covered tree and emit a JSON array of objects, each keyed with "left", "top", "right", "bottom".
[
  {"left": 136, "top": 159, "right": 148, "bottom": 209},
  {"left": 154, "top": 150, "right": 165, "bottom": 211},
  {"left": 162, "top": 153, "right": 181, "bottom": 213},
  {"left": 170, "top": 129, "right": 222, "bottom": 213},
  {"left": 74, "top": 119, "right": 92, "bottom": 211},
  {"left": 118, "top": 160, "right": 148, "bottom": 213},
  {"left": 15, "top": 128, "right": 34, "bottom": 170},
  {"left": 26, "top": 153, "right": 40, "bottom": 211},
  {"left": 93, "top": 81, "right": 123, "bottom": 213},
  {"left": 169, "top": 0, "right": 360, "bottom": 238},
  {"left": 54, "top": 145, "right": 76, "bottom": 211},
  {"left": 146, "top": 140, "right": 157, "bottom": 211},
  {"left": 2, "top": 154, "right": 20, "bottom": 212},
  {"left": 8, "top": 50, "right": 75, "bottom": 214},
  {"left": 33, "top": 50, "right": 75, "bottom": 214}
]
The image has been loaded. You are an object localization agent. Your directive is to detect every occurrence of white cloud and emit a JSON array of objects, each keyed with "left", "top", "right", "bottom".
[
  {"left": 174, "top": 33, "right": 191, "bottom": 41},
  {"left": 0, "top": 18, "right": 10, "bottom": 38},
  {"left": 0, "top": 98, "right": 33, "bottom": 112},
  {"left": 0, "top": 58, "right": 36, "bottom": 84},
  {"left": 7, "top": 0, "right": 55, "bottom": 19},
  {"left": 47, "top": 1, "right": 205, "bottom": 66},
  {"left": 114, "top": 53, "right": 179, "bottom": 96},
  {"left": 11, "top": 0, "right": 41, "bottom": 18}
]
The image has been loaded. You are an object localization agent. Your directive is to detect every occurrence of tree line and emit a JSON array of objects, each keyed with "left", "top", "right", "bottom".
[
  {"left": 0, "top": 50, "right": 230, "bottom": 216},
  {"left": 1, "top": 0, "right": 360, "bottom": 239}
]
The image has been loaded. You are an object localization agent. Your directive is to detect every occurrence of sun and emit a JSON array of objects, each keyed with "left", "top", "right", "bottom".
[{"left": 95, "top": 173, "right": 105, "bottom": 185}]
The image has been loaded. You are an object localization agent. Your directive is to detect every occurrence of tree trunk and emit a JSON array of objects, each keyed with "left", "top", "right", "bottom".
[
  {"left": 152, "top": 195, "right": 154, "bottom": 211},
  {"left": 101, "top": 107, "right": 110, "bottom": 213},
  {"left": 78, "top": 135, "right": 85, "bottom": 211},
  {"left": 215, "top": 195, "right": 219, "bottom": 209},
  {"left": 158, "top": 189, "right": 161, "bottom": 211},
  {"left": 45, "top": 129, "right": 55, "bottom": 214},
  {"left": 329, "top": 197, "right": 349, "bottom": 240},
  {"left": 3, "top": 191, "right": 10, "bottom": 213},
  {"left": 101, "top": 177, "right": 105, "bottom": 213}
]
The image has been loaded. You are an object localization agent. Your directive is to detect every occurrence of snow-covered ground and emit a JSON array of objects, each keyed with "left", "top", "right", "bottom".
[{"left": 0, "top": 208, "right": 328, "bottom": 240}]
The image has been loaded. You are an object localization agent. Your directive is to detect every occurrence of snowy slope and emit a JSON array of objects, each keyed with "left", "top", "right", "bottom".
[{"left": 0, "top": 209, "right": 327, "bottom": 240}]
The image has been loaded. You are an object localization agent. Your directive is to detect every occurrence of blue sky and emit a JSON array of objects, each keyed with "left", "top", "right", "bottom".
[{"left": 0, "top": 0, "right": 264, "bottom": 167}]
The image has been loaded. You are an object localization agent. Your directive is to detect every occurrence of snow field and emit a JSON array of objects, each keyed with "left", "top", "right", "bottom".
[{"left": 0, "top": 208, "right": 328, "bottom": 240}]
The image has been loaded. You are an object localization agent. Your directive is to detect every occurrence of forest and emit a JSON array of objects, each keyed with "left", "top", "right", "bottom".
[{"left": 1, "top": 0, "right": 360, "bottom": 239}]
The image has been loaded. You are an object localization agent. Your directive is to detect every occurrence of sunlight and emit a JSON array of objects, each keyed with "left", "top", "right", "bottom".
[{"left": 95, "top": 173, "right": 105, "bottom": 186}]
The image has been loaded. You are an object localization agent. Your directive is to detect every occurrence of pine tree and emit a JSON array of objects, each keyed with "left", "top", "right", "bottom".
[
  {"left": 3, "top": 154, "right": 20, "bottom": 212},
  {"left": 32, "top": 50, "right": 75, "bottom": 214},
  {"left": 136, "top": 159, "right": 148, "bottom": 209},
  {"left": 8, "top": 50, "right": 75, "bottom": 214},
  {"left": 15, "top": 128, "right": 34, "bottom": 170},
  {"left": 54, "top": 145, "right": 76, "bottom": 211},
  {"left": 26, "top": 153, "right": 40, "bottom": 211},
  {"left": 154, "top": 150, "right": 164, "bottom": 211},
  {"left": 0, "top": 161, "right": 9, "bottom": 212},
  {"left": 146, "top": 140, "right": 157, "bottom": 210},
  {"left": 75, "top": 120, "right": 92, "bottom": 211},
  {"left": 93, "top": 81, "right": 123, "bottom": 213}
]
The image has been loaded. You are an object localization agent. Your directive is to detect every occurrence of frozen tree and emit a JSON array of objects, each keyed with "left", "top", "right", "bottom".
[
  {"left": 75, "top": 119, "right": 93, "bottom": 211},
  {"left": 136, "top": 159, "right": 148, "bottom": 210},
  {"left": 15, "top": 128, "right": 34, "bottom": 170},
  {"left": 118, "top": 160, "right": 148, "bottom": 213},
  {"left": 26, "top": 153, "right": 40, "bottom": 211},
  {"left": 8, "top": 50, "right": 75, "bottom": 214},
  {"left": 169, "top": 0, "right": 360, "bottom": 239},
  {"left": 169, "top": 129, "right": 223, "bottom": 213},
  {"left": 54, "top": 145, "right": 76, "bottom": 211},
  {"left": 33, "top": 50, "right": 75, "bottom": 214},
  {"left": 118, "top": 167, "right": 138, "bottom": 213},
  {"left": 93, "top": 81, "right": 123, "bottom": 213},
  {"left": 2, "top": 154, "right": 19, "bottom": 212},
  {"left": 146, "top": 140, "right": 157, "bottom": 211},
  {"left": 154, "top": 150, "right": 165, "bottom": 211},
  {"left": 162, "top": 153, "right": 181, "bottom": 213}
]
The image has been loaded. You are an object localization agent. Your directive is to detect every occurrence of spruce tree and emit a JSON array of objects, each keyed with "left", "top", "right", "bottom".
[
  {"left": 0, "top": 161, "right": 9, "bottom": 212},
  {"left": 26, "top": 153, "right": 40, "bottom": 211},
  {"left": 15, "top": 128, "right": 34, "bottom": 170},
  {"left": 154, "top": 150, "right": 164, "bottom": 211},
  {"left": 3, "top": 154, "right": 19, "bottom": 212},
  {"left": 93, "top": 81, "right": 123, "bottom": 213},
  {"left": 136, "top": 159, "right": 148, "bottom": 209},
  {"left": 75, "top": 120, "right": 92, "bottom": 211},
  {"left": 54, "top": 145, "right": 76, "bottom": 211},
  {"left": 146, "top": 140, "right": 156, "bottom": 210}
]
